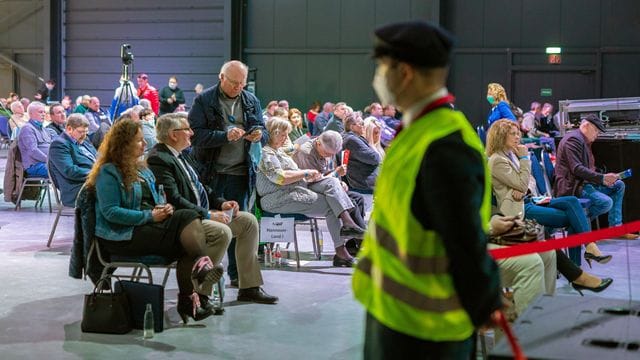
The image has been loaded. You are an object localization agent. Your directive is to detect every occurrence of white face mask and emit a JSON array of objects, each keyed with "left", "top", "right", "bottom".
[
  {"left": 372, "top": 66, "right": 396, "bottom": 107},
  {"left": 168, "top": 82, "right": 177, "bottom": 90},
  {"left": 46, "top": 84, "right": 54, "bottom": 91}
]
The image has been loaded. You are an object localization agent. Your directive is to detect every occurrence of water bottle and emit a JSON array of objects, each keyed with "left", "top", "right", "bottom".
[
  {"left": 265, "top": 244, "right": 272, "bottom": 268},
  {"left": 274, "top": 244, "right": 282, "bottom": 267},
  {"left": 211, "top": 278, "right": 224, "bottom": 314},
  {"left": 143, "top": 303, "right": 154, "bottom": 339},
  {"left": 157, "top": 184, "right": 167, "bottom": 205}
]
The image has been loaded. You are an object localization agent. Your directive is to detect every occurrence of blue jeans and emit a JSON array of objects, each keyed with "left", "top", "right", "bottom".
[
  {"left": 209, "top": 174, "right": 250, "bottom": 281},
  {"left": 25, "top": 162, "right": 48, "bottom": 178},
  {"left": 581, "top": 181, "right": 624, "bottom": 226},
  {"left": 525, "top": 196, "right": 591, "bottom": 266}
]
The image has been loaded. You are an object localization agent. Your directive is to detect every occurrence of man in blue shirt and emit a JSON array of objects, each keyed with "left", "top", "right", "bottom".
[{"left": 18, "top": 102, "right": 52, "bottom": 177}]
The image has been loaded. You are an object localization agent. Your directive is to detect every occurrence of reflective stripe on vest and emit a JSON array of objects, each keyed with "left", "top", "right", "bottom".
[{"left": 353, "top": 107, "right": 491, "bottom": 341}]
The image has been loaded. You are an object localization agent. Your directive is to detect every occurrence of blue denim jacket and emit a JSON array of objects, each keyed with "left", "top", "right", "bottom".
[{"left": 94, "top": 163, "right": 159, "bottom": 241}]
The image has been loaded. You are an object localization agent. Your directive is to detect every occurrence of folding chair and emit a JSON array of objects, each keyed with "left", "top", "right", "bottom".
[
  {"left": 46, "top": 165, "right": 76, "bottom": 247},
  {"left": 15, "top": 174, "right": 52, "bottom": 212}
]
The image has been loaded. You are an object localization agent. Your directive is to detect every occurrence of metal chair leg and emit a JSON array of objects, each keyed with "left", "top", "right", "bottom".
[
  {"left": 293, "top": 227, "right": 301, "bottom": 269},
  {"left": 47, "top": 207, "right": 63, "bottom": 247},
  {"left": 161, "top": 266, "right": 173, "bottom": 288},
  {"left": 14, "top": 180, "right": 27, "bottom": 211}
]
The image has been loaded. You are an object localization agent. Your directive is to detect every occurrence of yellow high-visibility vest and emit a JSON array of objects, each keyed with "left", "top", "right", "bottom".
[{"left": 352, "top": 106, "right": 491, "bottom": 341}]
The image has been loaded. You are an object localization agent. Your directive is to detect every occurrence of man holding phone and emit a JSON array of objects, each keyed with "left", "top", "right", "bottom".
[
  {"left": 189, "top": 60, "right": 267, "bottom": 285},
  {"left": 555, "top": 114, "right": 638, "bottom": 239}
]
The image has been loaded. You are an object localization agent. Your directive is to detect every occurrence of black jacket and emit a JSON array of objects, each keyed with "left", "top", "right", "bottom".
[
  {"left": 187, "top": 84, "right": 266, "bottom": 194},
  {"left": 147, "top": 143, "right": 226, "bottom": 218}
]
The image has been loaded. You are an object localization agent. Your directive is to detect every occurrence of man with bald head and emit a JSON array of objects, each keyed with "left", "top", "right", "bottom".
[
  {"left": 85, "top": 96, "right": 112, "bottom": 149},
  {"left": 189, "top": 60, "right": 266, "bottom": 286}
]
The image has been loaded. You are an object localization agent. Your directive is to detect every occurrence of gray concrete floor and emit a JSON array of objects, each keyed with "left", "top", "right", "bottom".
[{"left": 0, "top": 148, "right": 638, "bottom": 359}]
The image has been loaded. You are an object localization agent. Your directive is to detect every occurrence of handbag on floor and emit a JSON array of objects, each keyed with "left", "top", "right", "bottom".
[
  {"left": 114, "top": 279, "right": 164, "bottom": 333},
  {"left": 81, "top": 276, "right": 132, "bottom": 334}
]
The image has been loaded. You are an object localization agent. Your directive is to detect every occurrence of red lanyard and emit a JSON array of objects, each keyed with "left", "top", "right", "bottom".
[
  {"left": 413, "top": 93, "right": 456, "bottom": 121},
  {"left": 397, "top": 94, "right": 456, "bottom": 134}
]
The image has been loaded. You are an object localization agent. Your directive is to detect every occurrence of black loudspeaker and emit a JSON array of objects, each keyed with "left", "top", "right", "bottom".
[
  {"left": 490, "top": 294, "right": 640, "bottom": 359},
  {"left": 591, "top": 139, "right": 640, "bottom": 223}
]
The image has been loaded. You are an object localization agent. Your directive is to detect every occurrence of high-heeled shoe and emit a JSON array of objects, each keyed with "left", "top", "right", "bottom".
[
  {"left": 191, "top": 256, "right": 224, "bottom": 294},
  {"left": 177, "top": 292, "right": 214, "bottom": 324},
  {"left": 571, "top": 278, "right": 613, "bottom": 296},
  {"left": 584, "top": 252, "right": 613, "bottom": 268}
]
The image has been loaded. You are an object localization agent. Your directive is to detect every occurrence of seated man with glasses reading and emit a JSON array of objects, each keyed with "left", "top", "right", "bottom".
[{"left": 48, "top": 113, "right": 97, "bottom": 206}]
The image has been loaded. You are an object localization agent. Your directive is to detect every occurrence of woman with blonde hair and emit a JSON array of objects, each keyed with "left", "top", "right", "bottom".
[
  {"left": 486, "top": 119, "right": 612, "bottom": 295},
  {"left": 363, "top": 117, "right": 385, "bottom": 160},
  {"left": 486, "top": 82, "right": 516, "bottom": 127},
  {"left": 86, "top": 119, "right": 223, "bottom": 323}
]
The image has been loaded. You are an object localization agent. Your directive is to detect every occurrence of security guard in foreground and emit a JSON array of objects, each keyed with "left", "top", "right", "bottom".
[{"left": 352, "top": 20, "right": 502, "bottom": 359}]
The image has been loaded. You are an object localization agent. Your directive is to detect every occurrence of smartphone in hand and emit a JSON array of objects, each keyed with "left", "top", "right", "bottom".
[
  {"left": 242, "top": 126, "right": 262, "bottom": 138},
  {"left": 618, "top": 169, "right": 633, "bottom": 180}
]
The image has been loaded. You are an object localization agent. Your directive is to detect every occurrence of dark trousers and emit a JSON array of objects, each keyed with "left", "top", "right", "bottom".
[
  {"left": 210, "top": 173, "right": 249, "bottom": 281},
  {"left": 556, "top": 249, "right": 582, "bottom": 282},
  {"left": 347, "top": 191, "right": 367, "bottom": 229},
  {"left": 364, "top": 313, "right": 475, "bottom": 360}
]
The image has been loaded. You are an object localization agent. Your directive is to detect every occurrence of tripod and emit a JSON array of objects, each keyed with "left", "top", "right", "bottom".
[{"left": 112, "top": 63, "right": 137, "bottom": 121}]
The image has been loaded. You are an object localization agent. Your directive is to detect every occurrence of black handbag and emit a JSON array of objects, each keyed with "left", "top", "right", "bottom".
[
  {"left": 81, "top": 277, "right": 132, "bottom": 334},
  {"left": 114, "top": 280, "right": 164, "bottom": 333}
]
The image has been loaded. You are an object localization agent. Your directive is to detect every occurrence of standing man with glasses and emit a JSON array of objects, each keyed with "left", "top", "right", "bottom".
[{"left": 189, "top": 60, "right": 266, "bottom": 287}]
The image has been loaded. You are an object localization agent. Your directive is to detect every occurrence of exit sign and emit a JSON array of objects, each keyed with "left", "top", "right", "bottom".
[
  {"left": 540, "top": 88, "right": 553, "bottom": 97},
  {"left": 548, "top": 54, "right": 562, "bottom": 64}
]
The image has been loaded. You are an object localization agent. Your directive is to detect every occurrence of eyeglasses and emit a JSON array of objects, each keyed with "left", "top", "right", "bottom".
[
  {"left": 225, "top": 78, "right": 246, "bottom": 88},
  {"left": 172, "top": 127, "right": 192, "bottom": 132}
]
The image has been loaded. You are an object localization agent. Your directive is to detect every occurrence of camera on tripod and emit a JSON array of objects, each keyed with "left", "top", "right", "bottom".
[{"left": 121, "top": 44, "right": 134, "bottom": 65}]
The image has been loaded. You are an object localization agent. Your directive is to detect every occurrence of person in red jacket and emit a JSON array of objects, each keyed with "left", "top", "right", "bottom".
[{"left": 136, "top": 73, "right": 160, "bottom": 115}]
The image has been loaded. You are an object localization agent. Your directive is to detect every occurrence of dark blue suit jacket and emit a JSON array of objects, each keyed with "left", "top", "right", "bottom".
[{"left": 48, "top": 132, "right": 97, "bottom": 206}]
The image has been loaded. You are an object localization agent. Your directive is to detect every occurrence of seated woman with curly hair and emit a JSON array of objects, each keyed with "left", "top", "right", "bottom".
[{"left": 85, "top": 119, "right": 223, "bottom": 323}]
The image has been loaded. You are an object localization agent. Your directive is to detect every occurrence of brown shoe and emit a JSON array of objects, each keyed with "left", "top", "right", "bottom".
[{"left": 617, "top": 233, "right": 639, "bottom": 240}]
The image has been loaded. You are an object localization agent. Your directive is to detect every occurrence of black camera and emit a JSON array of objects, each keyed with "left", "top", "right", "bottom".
[{"left": 120, "top": 44, "right": 134, "bottom": 65}]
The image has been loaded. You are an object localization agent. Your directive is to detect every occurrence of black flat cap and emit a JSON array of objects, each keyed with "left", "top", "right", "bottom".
[
  {"left": 582, "top": 114, "right": 606, "bottom": 132},
  {"left": 373, "top": 20, "right": 454, "bottom": 68}
]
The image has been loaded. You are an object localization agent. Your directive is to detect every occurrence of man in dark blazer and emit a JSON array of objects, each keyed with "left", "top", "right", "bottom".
[
  {"left": 555, "top": 114, "right": 637, "bottom": 239},
  {"left": 48, "top": 113, "right": 97, "bottom": 207},
  {"left": 147, "top": 113, "right": 277, "bottom": 304}
]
